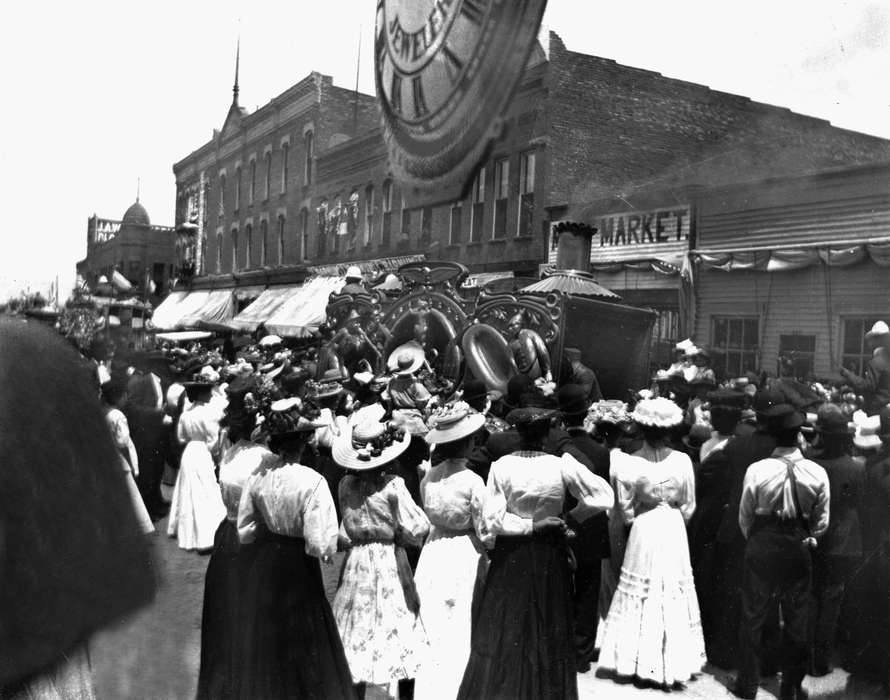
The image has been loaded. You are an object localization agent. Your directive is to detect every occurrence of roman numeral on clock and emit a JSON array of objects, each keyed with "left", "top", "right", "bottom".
[
  {"left": 390, "top": 73, "right": 403, "bottom": 114},
  {"left": 412, "top": 77, "right": 429, "bottom": 118},
  {"left": 442, "top": 45, "right": 464, "bottom": 84},
  {"left": 460, "top": 0, "right": 488, "bottom": 25}
]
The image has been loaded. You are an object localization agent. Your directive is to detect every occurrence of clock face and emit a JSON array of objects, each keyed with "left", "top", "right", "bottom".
[{"left": 375, "top": 0, "right": 547, "bottom": 204}]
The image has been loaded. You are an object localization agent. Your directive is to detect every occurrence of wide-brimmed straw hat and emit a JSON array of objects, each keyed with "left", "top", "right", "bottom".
[
  {"left": 387, "top": 342, "right": 425, "bottom": 375},
  {"left": 258, "top": 334, "right": 283, "bottom": 347},
  {"left": 505, "top": 407, "right": 557, "bottom": 427},
  {"left": 332, "top": 420, "right": 411, "bottom": 471},
  {"left": 307, "top": 368, "right": 344, "bottom": 399},
  {"left": 631, "top": 397, "right": 684, "bottom": 428},
  {"left": 182, "top": 364, "right": 220, "bottom": 389},
  {"left": 425, "top": 403, "right": 486, "bottom": 445}
]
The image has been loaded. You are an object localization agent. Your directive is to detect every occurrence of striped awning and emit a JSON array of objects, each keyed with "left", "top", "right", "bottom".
[
  {"left": 178, "top": 289, "right": 235, "bottom": 330},
  {"left": 150, "top": 291, "right": 200, "bottom": 330},
  {"left": 265, "top": 276, "right": 345, "bottom": 337},
  {"left": 228, "top": 285, "right": 303, "bottom": 332}
]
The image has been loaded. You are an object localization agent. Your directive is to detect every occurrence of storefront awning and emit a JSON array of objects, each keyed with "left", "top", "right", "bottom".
[
  {"left": 178, "top": 289, "right": 235, "bottom": 330},
  {"left": 692, "top": 239, "right": 890, "bottom": 272},
  {"left": 265, "top": 276, "right": 345, "bottom": 338},
  {"left": 155, "top": 330, "right": 213, "bottom": 343},
  {"left": 461, "top": 271, "right": 514, "bottom": 289},
  {"left": 149, "top": 291, "right": 192, "bottom": 330},
  {"left": 228, "top": 285, "right": 304, "bottom": 332},
  {"left": 233, "top": 285, "right": 266, "bottom": 301}
]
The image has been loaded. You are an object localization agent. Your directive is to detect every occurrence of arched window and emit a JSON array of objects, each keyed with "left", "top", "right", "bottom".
[
  {"left": 277, "top": 215, "right": 285, "bottom": 265},
  {"left": 216, "top": 232, "right": 223, "bottom": 273},
  {"left": 316, "top": 200, "right": 327, "bottom": 257},
  {"left": 218, "top": 174, "right": 226, "bottom": 217},
  {"left": 260, "top": 219, "right": 268, "bottom": 266},
  {"left": 281, "top": 143, "right": 289, "bottom": 194},
  {"left": 264, "top": 151, "right": 272, "bottom": 201},
  {"left": 231, "top": 227, "right": 238, "bottom": 272},
  {"left": 245, "top": 223, "right": 253, "bottom": 269},
  {"left": 364, "top": 184, "right": 375, "bottom": 246},
  {"left": 300, "top": 207, "right": 309, "bottom": 260},
  {"left": 304, "top": 131, "right": 314, "bottom": 185},
  {"left": 249, "top": 159, "right": 256, "bottom": 205},
  {"left": 234, "top": 166, "right": 241, "bottom": 211},
  {"left": 381, "top": 179, "right": 393, "bottom": 246}
]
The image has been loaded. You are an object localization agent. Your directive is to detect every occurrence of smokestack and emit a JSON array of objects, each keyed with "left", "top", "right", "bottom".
[{"left": 554, "top": 222, "right": 596, "bottom": 272}]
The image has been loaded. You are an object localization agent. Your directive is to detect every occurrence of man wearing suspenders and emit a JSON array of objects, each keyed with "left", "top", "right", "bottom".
[{"left": 734, "top": 403, "right": 830, "bottom": 700}]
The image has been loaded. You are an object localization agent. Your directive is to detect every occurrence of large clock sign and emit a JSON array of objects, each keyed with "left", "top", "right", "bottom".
[{"left": 375, "top": 0, "right": 547, "bottom": 205}]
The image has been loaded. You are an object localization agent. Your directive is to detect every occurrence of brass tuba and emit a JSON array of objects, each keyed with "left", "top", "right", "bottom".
[{"left": 461, "top": 323, "right": 518, "bottom": 395}]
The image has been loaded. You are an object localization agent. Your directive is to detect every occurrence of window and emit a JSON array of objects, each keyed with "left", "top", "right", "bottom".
[
  {"left": 518, "top": 151, "right": 535, "bottom": 236},
  {"left": 300, "top": 207, "right": 309, "bottom": 260},
  {"left": 216, "top": 232, "right": 223, "bottom": 273},
  {"left": 381, "top": 179, "right": 393, "bottom": 246},
  {"left": 231, "top": 228, "right": 238, "bottom": 272},
  {"left": 234, "top": 166, "right": 241, "bottom": 211},
  {"left": 470, "top": 167, "right": 485, "bottom": 242},
  {"left": 842, "top": 317, "right": 884, "bottom": 375},
  {"left": 449, "top": 202, "right": 462, "bottom": 245},
  {"left": 492, "top": 157, "right": 509, "bottom": 239},
  {"left": 218, "top": 174, "right": 226, "bottom": 217},
  {"left": 400, "top": 207, "right": 412, "bottom": 247},
  {"left": 245, "top": 224, "right": 253, "bottom": 269},
  {"left": 249, "top": 159, "right": 256, "bottom": 205},
  {"left": 649, "top": 309, "right": 680, "bottom": 369},
  {"left": 316, "top": 201, "right": 327, "bottom": 257},
  {"left": 420, "top": 207, "right": 432, "bottom": 247},
  {"left": 304, "top": 131, "right": 314, "bottom": 185},
  {"left": 277, "top": 215, "right": 285, "bottom": 265},
  {"left": 281, "top": 143, "right": 289, "bottom": 194},
  {"left": 260, "top": 220, "right": 268, "bottom": 267},
  {"left": 364, "top": 185, "right": 374, "bottom": 245},
  {"left": 264, "top": 151, "right": 272, "bottom": 201},
  {"left": 778, "top": 334, "right": 816, "bottom": 380},
  {"left": 346, "top": 190, "right": 360, "bottom": 252},
  {"left": 711, "top": 316, "right": 759, "bottom": 379}
]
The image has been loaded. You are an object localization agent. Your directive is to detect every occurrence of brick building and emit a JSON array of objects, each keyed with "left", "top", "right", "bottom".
[{"left": 76, "top": 199, "right": 177, "bottom": 300}]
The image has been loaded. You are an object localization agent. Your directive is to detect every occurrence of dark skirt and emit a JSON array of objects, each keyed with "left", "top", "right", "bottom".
[
  {"left": 239, "top": 533, "right": 356, "bottom": 700},
  {"left": 197, "top": 518, "right": 256, "bottom": 700},
  {"left": 457, "top": 534, "right": 577, "bottom": 700}
]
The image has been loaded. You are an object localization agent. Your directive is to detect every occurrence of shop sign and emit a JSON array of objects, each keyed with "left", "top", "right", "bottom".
[{"left": 549, "top": 205, "right": 691, "bottom": 265}]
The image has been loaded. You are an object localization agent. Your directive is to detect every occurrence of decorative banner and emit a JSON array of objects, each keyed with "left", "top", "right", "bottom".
[
  {"left": 375, "top": 0, "right": 547, "bottom": 206},
  {"left": 550, "top": 205, "right": 691, "bottom": 265}
]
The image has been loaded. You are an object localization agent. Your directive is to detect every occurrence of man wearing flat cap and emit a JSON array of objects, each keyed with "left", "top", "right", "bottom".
[
  {"left": 734, "top": 404, "right": 829, "bottom": 700},
  {"left": 840, "top": 320, "right": 890, "bottom": 415}
]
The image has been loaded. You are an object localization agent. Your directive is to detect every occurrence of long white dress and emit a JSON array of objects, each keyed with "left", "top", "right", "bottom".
[
  {"left": 104, "top": 407, "right": 155, "bottom": 534},
  {"left": 597, "top": 449, "right": 706, "bottom": 685},
  {"left": 167, "top": 401, "right": 226, "bottom": 551},
  {"left": 413, "top": 458, "right": 492, "bottom": 700}
]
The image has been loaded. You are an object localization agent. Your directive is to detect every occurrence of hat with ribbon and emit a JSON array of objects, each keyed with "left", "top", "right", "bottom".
[
  {"left": 182, "top": 364, "right": 220, "bottom": 389},
  {"left": 386, "top": 342, "right": 425, "bottom": 375},
  {"left": 425, "top": 402, "right": 486, "bottom": 445},
  {"left": 865, "top": 321, "right": 890, "bottom": 339},
  {"left": 263, "top": 397, "right": 322, "bottom": 436},
  {"left": 332, "top": 419, "right": 411, "bottom": 471}
]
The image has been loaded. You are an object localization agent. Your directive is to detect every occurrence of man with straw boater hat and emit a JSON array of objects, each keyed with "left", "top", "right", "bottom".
[{"left": 840, "top": 320, "right": 890, "bottom": 416}]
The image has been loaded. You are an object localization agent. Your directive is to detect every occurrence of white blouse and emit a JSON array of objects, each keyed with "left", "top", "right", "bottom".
[
  {"left": 237, "top": 461, "right": 339, "bottom": 559},
  {"left": 617, "top": 449, "right": 696, "bottom": 525},
  {"left": 105, "top": 407, "right": 138, "bottom": 475},
  {"left": 218, "top": 438, "right": 275, "bottom": 521},
  {"left": 177, "top": 401, "right": 223, "bottom": 451},
  {"left": 420, "top": 458, "right": 492, "bottom": 546},
  {"left": 484, "top": 452, "right": 613, "bottom": 537}
]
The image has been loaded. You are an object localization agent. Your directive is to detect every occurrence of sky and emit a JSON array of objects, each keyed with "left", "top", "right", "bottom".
[{"left": 1, "top": 0, "right": 888, "bottom": 302}]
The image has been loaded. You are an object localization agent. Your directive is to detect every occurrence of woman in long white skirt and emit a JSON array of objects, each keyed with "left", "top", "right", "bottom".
[
  {"left": 413, "top": 404, "right": 492, "bottom": 700},
  {"left": 167, "top": 369, "right": 226, "bottom": 552},
  {"left": 598, "top": 398, "right": 706, "bottom": 688}
]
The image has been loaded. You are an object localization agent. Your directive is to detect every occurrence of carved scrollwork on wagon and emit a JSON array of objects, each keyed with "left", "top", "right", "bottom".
[{"left": 324, "top": 291, "right": 389, "bottom": 374}]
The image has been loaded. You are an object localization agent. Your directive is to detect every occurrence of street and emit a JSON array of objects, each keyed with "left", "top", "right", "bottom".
[{"left": 88, "top": 512, "right": 884, "bottom": 700}]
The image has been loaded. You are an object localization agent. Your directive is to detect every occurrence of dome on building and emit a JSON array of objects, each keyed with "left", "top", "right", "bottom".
[{"left": 121, "top": 200, "right": 150, "bottom": 226}]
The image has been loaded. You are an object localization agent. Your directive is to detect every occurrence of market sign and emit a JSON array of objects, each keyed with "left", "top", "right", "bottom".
[{"left": 549, "top": 205, "right": 691, "bottom": 265}]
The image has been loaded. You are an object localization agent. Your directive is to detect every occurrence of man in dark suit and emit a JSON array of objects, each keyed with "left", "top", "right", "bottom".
[
  {"left": 564, "top": 347, "right": 602, "bottom": 402},
  {"left": 125, "top": 351, "right": 169, "bottom": 519},
  {"left": 557, "top": 384, "right": 610, "bottom": 670},
  {"left": 709, "top": 388, "right": 785, "bottom": 670}
]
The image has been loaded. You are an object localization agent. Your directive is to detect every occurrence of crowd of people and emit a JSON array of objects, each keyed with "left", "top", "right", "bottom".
[{"left": 75, "top": 316, "right": 890, "bottom": 700}]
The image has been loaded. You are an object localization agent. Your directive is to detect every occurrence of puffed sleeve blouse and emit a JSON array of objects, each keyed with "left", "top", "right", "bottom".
[
  {"left": 483, "top": 451, "right": 613, "bottom": 537},
  {"left": 177, "top": 402, "right": 222, "bottom": 451},
  {"left": 218, "top": 438, "right": 275, "bottom": 522},
  {"left": 338, "top": 473, "right": 430, "bottom": 548},
  {"left": 105, "top": 407, "right": 138, "bottom": 474},
  {"left": 237, "top": 462, "right": 339, "bottom": 559},
  {"left": 616, "top": 449, "right": 697, "bottom": 526},
  {"left": 420, "top": 458, "right": 492, "bottom": 547}
]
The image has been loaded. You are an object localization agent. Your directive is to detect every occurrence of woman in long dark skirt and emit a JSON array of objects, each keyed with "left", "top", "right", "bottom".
[
  {"left": 197, "top": 382, "right": 274, "bottom": 700},
  {"left": 236, "top": 399, "right": 356, "bottom": 700},
  {"left": 457, "top": 408, "right": 613, "bottom": 700}
]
